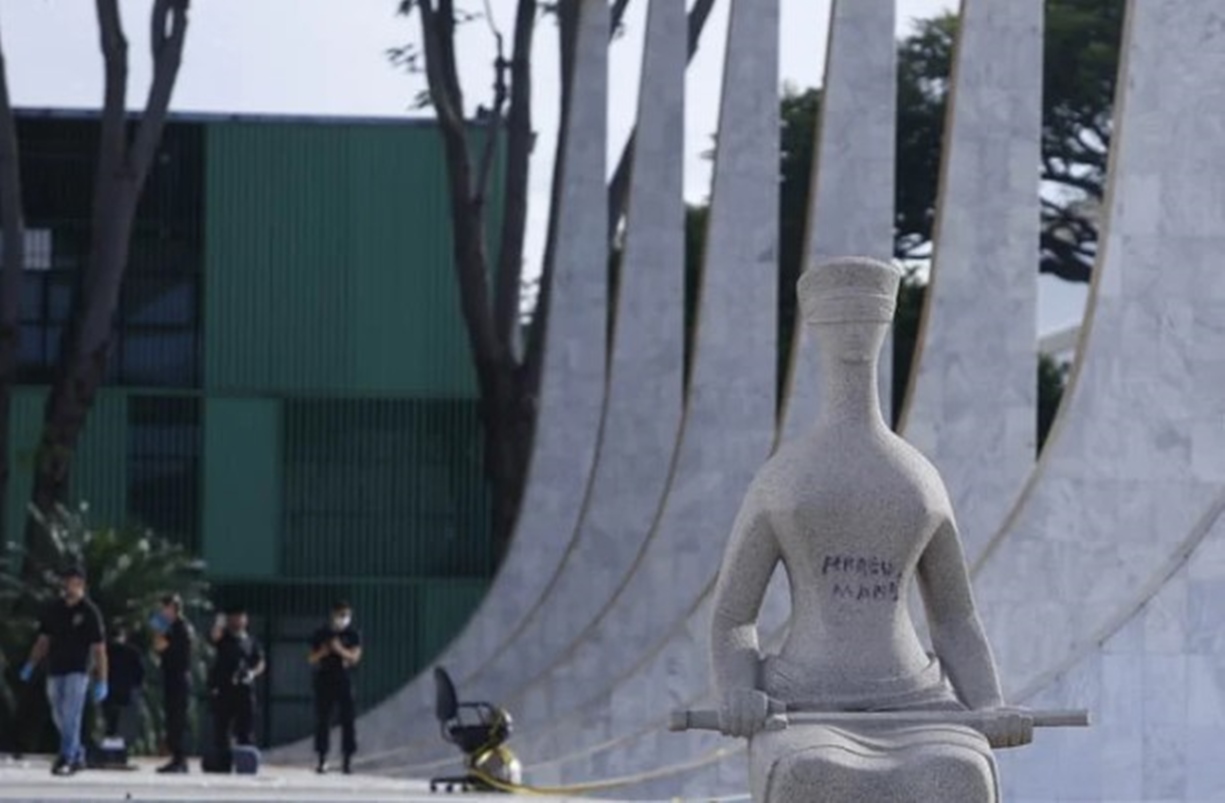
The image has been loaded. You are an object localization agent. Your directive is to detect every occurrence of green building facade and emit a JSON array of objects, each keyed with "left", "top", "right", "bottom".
[{"left": 7, "top": 110, "right": 496, "bottom": 744}]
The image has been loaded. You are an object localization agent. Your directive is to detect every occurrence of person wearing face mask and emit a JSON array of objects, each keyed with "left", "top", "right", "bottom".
[
  {"left": 19, "top": 566, "right": 108, "bottom": 776},
  {"left": 151, "top": 594, "right": 193, "bottom": 773},
  {"left": 207, "top": 605, "right": 264, "bottom": 760},
  {"left": 308, "top": 600, "right": 362, "bottom": 774}
]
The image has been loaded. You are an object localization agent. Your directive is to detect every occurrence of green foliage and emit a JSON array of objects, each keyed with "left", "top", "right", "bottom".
[
  {"left": 683, "top": 204, "right": 709, "bottom": 389},
  {"left": 1037, "top": 353, "right": 1071, "bottom": 453},
  {"left": 891, "top": 268, "right": 928, "bottom": 427},
  {"left": 0, "top": 502, "right": 212, "bottom": 756},
  {"left": 778, "top": 88, "right": 820, "bottom": 401},
  {"left": 890, "top": 1, "right": 1125, "bottom": 281},
  {"left": 894, "top": 14, "right": 956, "bottom": 261}
]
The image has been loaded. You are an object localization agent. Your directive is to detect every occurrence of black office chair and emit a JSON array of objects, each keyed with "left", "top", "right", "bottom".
[{"left": 429, "top": 666, "right": 517, "bottom": 793}]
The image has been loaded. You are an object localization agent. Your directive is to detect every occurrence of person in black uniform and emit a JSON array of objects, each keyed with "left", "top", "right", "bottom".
[
  {"left": 208, "top": 605, "right": 264, "bottom": 756},
  {"left": 19, "top": 566, "right": 108, "bottom": 776},
  {"left": 101, "top": 626, "right": 144, "bottom": 739},
  {"left": 151, "top": 594, "right": 193, "bottom": 773},
  {"left": 308, "top": 600, "right": 363, "bottom": 774}
]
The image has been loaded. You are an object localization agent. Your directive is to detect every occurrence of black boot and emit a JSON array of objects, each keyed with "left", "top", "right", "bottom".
[
  {"left": 316, "top": 755, "right": 327, "bottom": 774},
  {"left": 342, "top": 755, "right": 352, "bottom": 775}
]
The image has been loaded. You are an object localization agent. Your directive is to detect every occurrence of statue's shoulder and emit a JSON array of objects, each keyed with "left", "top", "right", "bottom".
[
  {"left": 886, "top": 432, "right": 937, "bottom": 468},
  {"left": 883, "top": 432, "right": 954, "bottom": 509},
  {"left": 750, "top": 442, "right": 812, "bottom": 492}
]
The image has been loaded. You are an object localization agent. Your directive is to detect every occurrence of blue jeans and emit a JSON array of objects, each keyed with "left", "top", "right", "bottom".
[{"left": 47, "top": 673, "right": 90, "bottom": 763}]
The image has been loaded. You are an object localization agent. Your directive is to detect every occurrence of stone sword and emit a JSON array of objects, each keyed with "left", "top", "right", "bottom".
[{"left": 670, "top": 706, "right": 1090, "bottom": 745}]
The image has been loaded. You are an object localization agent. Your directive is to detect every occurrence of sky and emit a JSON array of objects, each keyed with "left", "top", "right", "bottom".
[{"left": 0, "top": 0, "right": 1086, "bottom": 334}]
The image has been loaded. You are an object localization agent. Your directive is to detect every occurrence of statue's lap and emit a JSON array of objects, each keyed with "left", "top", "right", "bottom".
[{"left": 749, "top": 724, "right": 999, "bottom": 803}]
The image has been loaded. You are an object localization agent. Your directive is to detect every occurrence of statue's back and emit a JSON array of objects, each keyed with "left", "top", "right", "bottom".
[{"left": 755, "top": 430, "right": 956, "bottom": 704}]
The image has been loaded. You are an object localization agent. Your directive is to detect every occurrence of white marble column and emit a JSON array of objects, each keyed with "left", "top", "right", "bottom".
[
  {"left": 779, "top": 0, "right": 896, "bottom": 444},
  {"left": 898, "top": 0, "right": 1042, "bottom": 562}
]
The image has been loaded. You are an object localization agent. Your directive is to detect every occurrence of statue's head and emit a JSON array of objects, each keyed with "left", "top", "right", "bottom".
[{"left": 798, "top": 256, "right": 901, "bottom": 364}]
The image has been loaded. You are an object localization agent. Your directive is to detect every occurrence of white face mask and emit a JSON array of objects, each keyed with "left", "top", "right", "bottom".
[{"left": 333, "top": 615, "right": 351, "bottom": 630}]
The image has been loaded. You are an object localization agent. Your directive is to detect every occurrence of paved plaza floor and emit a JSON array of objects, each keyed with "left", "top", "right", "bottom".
[{"left": 0, "top": 755, "right": 565, "bottom": 803}]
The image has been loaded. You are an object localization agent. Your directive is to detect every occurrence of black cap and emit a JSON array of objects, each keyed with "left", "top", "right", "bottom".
[{"left": 60, "top": 565, "right": 86, "bottom": 581}]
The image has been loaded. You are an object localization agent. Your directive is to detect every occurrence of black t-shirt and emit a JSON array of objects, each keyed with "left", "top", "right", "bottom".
[
  {"left": 38, "top": 598, "right": 105, "bottom": 676},
  {"left": 161, "top": 619, "right": 194, "bottom": 685},
  {"left": 209, "top": 631, "right": 263, "bottom": 692},
  {"left": 311, "top": 624, "right": 361, "bottom": 680}
]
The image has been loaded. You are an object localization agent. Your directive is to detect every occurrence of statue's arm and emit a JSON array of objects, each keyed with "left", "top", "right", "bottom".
[
  {"left": 917, "top": 517, "right": 1005, "bottom": 710},
  {"left": 710, "top": 486, "right": 780, "bottom": 695}
]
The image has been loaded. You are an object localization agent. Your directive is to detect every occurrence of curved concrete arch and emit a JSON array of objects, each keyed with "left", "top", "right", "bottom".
[
  {"left": 778, "top": 0, "right": 896, "bottom": 444},
  {"left": 971, "top": 0, "right": 1225, "bottom": 700},
  {"left": 382, "top": 0, "right": 780, "bottom": 774},
  {"left": 490, "top": 0, "right": 1047, "bottom": 789},
  {"left": 446, "top": 0, "right": 688, "bottom": 735},
  {"left": 897, "top": 0, "right": 1042, "bottom": 562},
  {"left": 349, "top": 0, "right": 609, "bottom": 757},
  {"left": 390, "top": 0, "right": 889, "bottom": 781},
  {"left": 408, "top": 0, "right": 894, "bottom": 781}
]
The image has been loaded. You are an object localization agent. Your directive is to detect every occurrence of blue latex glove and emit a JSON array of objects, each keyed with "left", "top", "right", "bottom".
[
  {"left": 18, "top": 662, "right": 34, "bottom": 683},
  {"left": 93, "top": 680, "right": 109, "bottom": 704}
]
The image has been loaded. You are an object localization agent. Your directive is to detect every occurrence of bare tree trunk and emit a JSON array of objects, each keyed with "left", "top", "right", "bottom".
[
  {"left": 25, "top": 0, "right": 188, "bottom": 559},
  {"left": 0, "top": 29, "right": 25, "bottom": 547},
  {"left": 415, "top": 0, "right": 542, "bottom": 556}
]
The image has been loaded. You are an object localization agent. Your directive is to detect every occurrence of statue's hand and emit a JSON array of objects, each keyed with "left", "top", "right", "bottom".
[
  {"left": 720, "top": 688, "right": 771, "bottom": 738},
  {"left": 979, "top": 707, "right": 1034, "bottom": 749}
]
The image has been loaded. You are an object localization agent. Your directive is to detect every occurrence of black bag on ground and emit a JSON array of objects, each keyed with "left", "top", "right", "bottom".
[{"left": 231, "top": 744, "right": 261, "bottom": 775}]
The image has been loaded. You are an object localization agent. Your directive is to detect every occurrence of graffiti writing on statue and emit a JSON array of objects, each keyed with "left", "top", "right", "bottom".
[{"left": 822, "top": 554, "right": 901, "bottom": 603}]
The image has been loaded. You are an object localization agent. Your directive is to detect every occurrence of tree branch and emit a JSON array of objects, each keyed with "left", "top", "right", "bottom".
[
  {"left": 418, "top": 0, "right": 503, "bottom": 394},
  {"left": 493, "top": 0, "right": 536, "bottom": 347},
  {"left": 418, "top": 1, "right": 467, "bottom": 132},
  {"left": 473, "top": 34, "right": 507, "bottom": 206},
  {"left": 609, "top": 0, "right": 631, "bottom": 35},
  {"left": 1039, "top": 230, "right": 1093, "bottom": 282},
  {"left": 94, "top": 0, "right": 129, "bottom": 181},
  {"left": 129, "top": 0, "right": 189, "bottom": 184},
  {"left": 437, "top": 0, "right": 466, "bottom": 110}
]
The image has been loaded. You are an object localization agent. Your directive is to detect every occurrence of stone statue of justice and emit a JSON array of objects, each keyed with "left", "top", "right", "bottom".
[{"left": 671, "top": 258, "right": 1088, "bottom": 802}]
